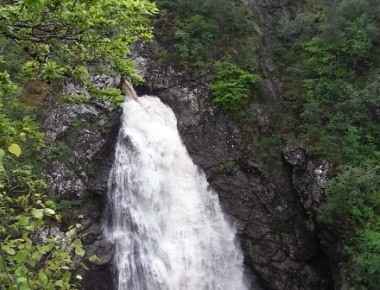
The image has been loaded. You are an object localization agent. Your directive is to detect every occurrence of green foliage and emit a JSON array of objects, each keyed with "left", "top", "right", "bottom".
[
  {"left": 114, "top": 59, "right": 144, "bottom": 85},
  {"left": 211, "top": 62, "right": 258, "bottom": 112},
  {"left": 41, "top": 61, "right": 67, "bottom": 81},
  {"left": 174, "top": 14, "right": 218, "bottom": 66},
  {"left": 294, "top": 0, "right": 380, "bottom": 164},
  {"left": 0, "top": 170, "right": 84, "bottom": 290},
  {"left": 322, "top": 166, "right": 380, "bottom": 227},
  {"left": 155, "top": 0, "right": 257, "bottom": 70},
  {"left": 89, "top": 87, "right": 125, "bottom": 106},
  {"left": 21, "top": 61, "right": 40, "bottom": 80},
  {"left": 0, "top": 0, "right": 157, "bottom": 81},
  {"left": 277, "top": 2, "right": 380, "bottom": 287},
  {"left": 321, "top": 166, "right": 380, "bottom": 289},
  {"left": 352, "top": 228, "right": 380, "bottom": 289},
  {"left": 154, "top": 0, "right": 259, "bottom": 114},
  {"left": 72, "top": 66, "right": 90, "bottom": 85},
  {"left": 333, "top": 0, "right": 378, "bottom": 59},
  {"left": 0, "top": 1, "right": 157, "bottom": 287},
  {"left": 0, "top": 73, "right": 85, "bottom": 289},
  {"left": 0, "top": 73, "right": 43, "bottom": 153},
  {"left": 61, "top": 94, "right": 90, "bottom": 105},
  {"left": 8, "top": 143, "right": 22, "bottom": 158}
]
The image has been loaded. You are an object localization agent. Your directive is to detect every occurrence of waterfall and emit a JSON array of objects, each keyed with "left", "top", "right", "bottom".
[{"left": 106, "top": 94, "right": 248, "bottom": 290}]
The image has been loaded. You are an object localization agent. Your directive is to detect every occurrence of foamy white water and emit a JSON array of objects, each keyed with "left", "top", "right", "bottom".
[{"left": 106, "top": 95, "right": 248, "bottom": 290}]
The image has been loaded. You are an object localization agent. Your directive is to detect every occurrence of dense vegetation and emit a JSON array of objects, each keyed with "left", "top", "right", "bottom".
[
  {"left": 155, "top": 0, "right": 260, "bottom": 111},
  {"left": 275, "top": 1, "right": 380, "bottom": 288},
  {"left": 156, "top": 0, "right": 257, "bottom": 69},
  {"left": 211, "top": 61, "right": 259, "bottom": 112},
  {"left": 0, "top": 0, "right": 156, "bottom": 289}
]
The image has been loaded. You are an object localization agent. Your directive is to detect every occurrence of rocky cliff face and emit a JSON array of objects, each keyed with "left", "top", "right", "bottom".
[{"left": 42, "top": 79, "right": 121, "bottom": 290}]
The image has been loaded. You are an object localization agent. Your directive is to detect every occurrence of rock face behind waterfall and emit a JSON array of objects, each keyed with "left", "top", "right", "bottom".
[{"left": 42, "top": 78, "right": 121, "bottom": 290}]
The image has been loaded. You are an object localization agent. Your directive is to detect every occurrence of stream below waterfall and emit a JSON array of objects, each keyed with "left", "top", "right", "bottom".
[{"left": 106, "top": 94, "right": 248, "bottom": 290}]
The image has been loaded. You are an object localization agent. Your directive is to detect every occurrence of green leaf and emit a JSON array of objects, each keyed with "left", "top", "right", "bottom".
[
  {"left": 43, "top": 208, "right": 56, "bottom": 216},
  {"left": 17, "top": 216, "right": 30, "bottom": 227},
  {"left": 38, "top": 271, "right": 49, "bottom": 285},
  {"left": 73, "top": 239, "right": 85, "bottom": 257},
  {"left": 41, "top": 61, "right": 67, "bottom": 81},
  {"left": 55, "top": 280, "right": 64, "bottom": 288},
  {"left": 31, "top": 208, "right": 44, "bottom": 219},
  {"left": 8, "top": 143, "right": 22, "bottom": 157},
  {"left": 2, "top": 245, "right": 16, "bottom": 255},
  {"left": 75, "top": 245, "right": 85, "bottom": 257},
  {"left": 31, "top": 251, "right": 43, "bottom": 263},
  {"left": 0, "top": 149, "right": 5, "bottom": 173},
  {"left": 16, "top": 276, "right": 30, "bottom": 290},
  {"left": 88, "top": 255, "right": 101, "bottom": 264}
]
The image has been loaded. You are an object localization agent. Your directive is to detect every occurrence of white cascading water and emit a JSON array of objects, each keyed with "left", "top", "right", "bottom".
[{"left": 106, "top": 93, "right": 248, "bottom": 290}]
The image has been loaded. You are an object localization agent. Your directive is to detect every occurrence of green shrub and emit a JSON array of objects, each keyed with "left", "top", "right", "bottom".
[
  {"left": 72, "top": 66, "right": 91, "bottom": 85},
  {"left": 322, "top": 166, "right": 380, "bottom": 227},
  {"left": 0, "top": 166, "right": 85, "bottom": 290},
  {"left": 298, "top": 0, "right": 380, "bottom": 163},
  {"left": 269, "top": 1, "right": 380, "bottom": 288},
  {"left": 89, "top": 87, "right": 124, "bottom": 106},
  {"left": 155, "top": 0, "right": 257, "bottom": 70},
  {"left": 0, "top": 74, "right": 85, "bottom": 289},
  {"left": 321, "top": 165, "right": 380, "bottom": 289},
  {"left": 352, "top": 228, "right": 380, "bottom": 289},
  {"left": 0, "top": 1, "right": 158, "bottom": 288},
  {"left": 61, "top": 94, "right": 90, "bottom": 105},
  {"left": 0, "top": 0, "right": 157, "bottom": 81},
  {"left": 211, "top": 62, "right": 259, "bottom": 112},
  {"left": 174, "top": 15, "right": 218, "bottom": 67}
]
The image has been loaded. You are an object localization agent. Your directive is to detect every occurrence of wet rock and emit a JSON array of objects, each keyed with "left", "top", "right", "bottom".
[
  {"left": 43, "top": 104, "right": 99, "bottom": 141},
  {"left": 82, "top": 261, "right": 114, "bottom": 290},
  {"left": 35, "top": 226, "right": 66, "bottom": 244},
  {"left": 85, "top": 233, "right": 114, "bottom": 266},
  {"left": 63, "top": 81, "right": 91, "bottom": 99},
  {"left": 283, "top": 146, "right": 344, "bottom": 288},
  {"left": 91, "top": 74, "right": 121, "bottom": 89},
  {"left": 248, "top": 104, "right": 271, "bottom": 133},
  {"left": 283, "top": 146, "right": 307, "bottom": 167},
  {"left": 43, "top": 83, "right": 120, "bottom": 198},
  {"left": 43, "top": 79, "right": 120, "bottom": 289},
  {"left": 283, "top": 146, "right": 329, "bottom": 216},
  {"left": 46, "top": 161, "right": 86, "bottom": 199}
]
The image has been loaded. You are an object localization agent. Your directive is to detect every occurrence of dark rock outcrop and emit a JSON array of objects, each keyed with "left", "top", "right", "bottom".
[
  {"left": 43, "top": 79, "right": 120, "bottom": 290},
  {"left": 283, "top": 146, "right": 329, "bottom": 218},
  {"left": 283, "top": 146, "right": 346, "bottom": 289}
]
